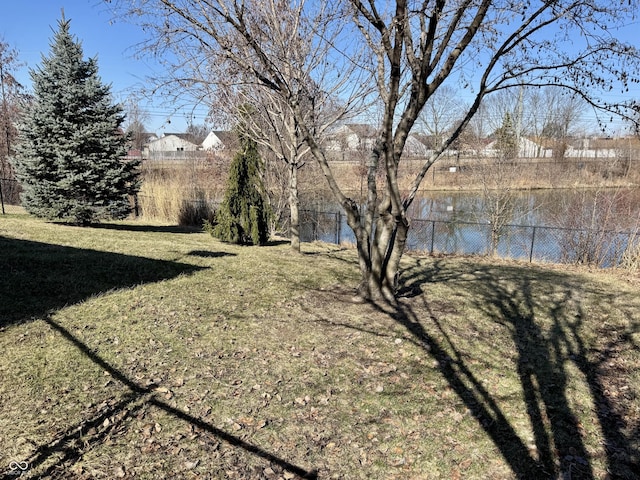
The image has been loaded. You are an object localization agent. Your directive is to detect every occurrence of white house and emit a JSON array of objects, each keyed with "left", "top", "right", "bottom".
[
  {"left": 405, "top": 134, "right": 436, "bottom": 157},
  {"left": 325, "top": 124, "right": 378, "bottom": 152},
  {"left": 145, "top": 134, "right": 200, "bottom": 153},
  {"left": 201, "top": 131, "right": 237, "bottom": 151},
  {"left": 480, "top": 137, "right": 550, "bottom": 158},
  {"left": 564, "top": 138, "right": 618, "bottom": 158}
]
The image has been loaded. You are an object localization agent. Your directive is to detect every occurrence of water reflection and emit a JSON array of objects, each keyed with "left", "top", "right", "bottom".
[
  {"left": 299, "top": 188, "right": 640, "bottom": 267},
  {"left": 406, "top": 188, "right": 640, "bottom": 229}
]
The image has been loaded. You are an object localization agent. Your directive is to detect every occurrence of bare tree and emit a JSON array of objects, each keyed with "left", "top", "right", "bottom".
[
  {"left": 113, "top": 0, "right": 640, "bottom": 301},
  {"left": 185, "top": 121, "right": 210, "bottom": 144},
  {"left": 479, "top": 112, "right": 519, "bottom": 255},
  {"left": 114, "top": 0, "right": 370, "bottom": 253},
  {"left": 242, "top": 91, "right": 309, "bottom": 253},
  {"left": 123, "top": 95, "right": 151, "bottom": 151},
  {"left": 214, "top": 83, "right": 318, "bottom": 252},
  {"left": 0, "top": 39, "right": 25, "bottom": 210},
  {"left": 416, "top": 85, "right": 463, "bottom": 149},
  {"left": 479, "top": 89, "right": 520, "bottom": 139},
  {"left": 537, "top": 87, "right": 586, "bottom": 161}
]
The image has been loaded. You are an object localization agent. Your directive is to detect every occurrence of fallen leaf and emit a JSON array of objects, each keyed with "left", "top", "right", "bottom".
[
  {"left": 238, "top": 416, "right": 254, "bottom": 426},
  {"left": 141, "top": 423, "right": 154, "bottom": 437}
]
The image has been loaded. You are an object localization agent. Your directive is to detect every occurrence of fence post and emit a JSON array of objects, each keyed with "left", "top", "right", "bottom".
[
  {"left": 134, "top": 193, "right": 139, "bottom": 218},
  {"left": 0, "top": 179, "right": 5, "bottom": 215},
  {"left": 430, "top": 220, "right": 436, "bottom": 254},
  {"left": 336, "top": 211, "right": 341, "bottom": 245},
  {"left": 529, "top": 226, "right": 536, "bottom": 263}
]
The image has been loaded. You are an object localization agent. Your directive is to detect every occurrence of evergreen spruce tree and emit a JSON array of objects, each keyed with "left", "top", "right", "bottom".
[
  {"left": 211, "top": 133, "right": 270, "bottom": 245},
  {"left": 11, "top": 16, "right": 139, "bottom": 225},
  {"left": 496, "top": 112, "right": 518, "bottom": 162}
]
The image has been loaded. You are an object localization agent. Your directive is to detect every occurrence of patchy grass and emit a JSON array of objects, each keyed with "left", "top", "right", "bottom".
[{"left": 0, "top": 214, "right": 638, "bottom": 479}]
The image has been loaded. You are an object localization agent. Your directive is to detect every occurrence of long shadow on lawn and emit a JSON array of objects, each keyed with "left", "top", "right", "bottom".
[
  {"left": 0, "top": 316, "right": 317, "bottom": 479},
  {"left": 0, "top": 236, "right": 211, "bottom": 328},
  {"left": 394, "top": 259, "right": 639, "bottom": 479},
  {"left": 88, "top": 223, "right": 203, "bottom": 234},
  {"left": 0, "top": 236, "right": 314, "bottom": 475}
]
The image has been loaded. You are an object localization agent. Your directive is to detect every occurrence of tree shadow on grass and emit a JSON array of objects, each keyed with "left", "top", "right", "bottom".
[
  {"left": 0, "top": 316, "right": 317, "bottom": 479},
  {"left": 393, "top": 259, "right": 639, "bottom": 479},
  {"left": 0, "top": 236, "right": 207, "bottom": 328},
  {"left": 0, "top": 235, "right": 316, "bottom": 478},
  {"left": 88, "top": 223, "right": 203, "bottom": 234},
  {"left": 188, "top": 250, "right": 237, "bottom": 259}
]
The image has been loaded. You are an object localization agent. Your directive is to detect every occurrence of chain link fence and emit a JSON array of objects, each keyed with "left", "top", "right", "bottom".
[
  {"left": 8, "top": 185, "right": 636, "bottom": 269},
  {"left": 299, "top": 209, "right": 640, "bottom": 268},
  {"left": 0, "top": 178, "right": 24, "bottom": 214}
]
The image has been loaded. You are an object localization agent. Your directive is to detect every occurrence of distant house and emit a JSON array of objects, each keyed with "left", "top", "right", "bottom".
[
  {"left": 405, "top": 133, "right": 437, "bottom": 157},
  {"left": 564, "top": 138, "right": 619, "bottom": 158},
  {"left": 142, "top": 131, "right": 239, "bottom": 160},
  {"left": 325, "top": 126, "right": 456, "bottom": 159},
  {"left": 326, "top": 124, "right": 378, "bottom": 152},
  {"left": 145, "top": 133, "right": 200, "bottom": 154},
  {"left": 201, "top": 131, "right": 238, "bottom": 151},
  {"left": 480, "top": 136, "right": 550, "bottom": 158}
]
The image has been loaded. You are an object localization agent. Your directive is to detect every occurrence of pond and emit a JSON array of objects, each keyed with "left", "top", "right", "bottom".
[{"left": 299, "top": 188, "right": 640, "bottom": 267}]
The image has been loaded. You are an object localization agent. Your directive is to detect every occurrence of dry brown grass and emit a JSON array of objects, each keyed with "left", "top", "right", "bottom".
[
  {"left": 2, "top": 215, "right": 638, "bottom": 479},
  {"left": 138, "top": 157, "right": 227, "bottom": 224}
]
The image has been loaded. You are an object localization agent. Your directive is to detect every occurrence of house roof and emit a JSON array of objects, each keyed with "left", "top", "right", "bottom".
[
  {"left": 344, "top": 123, "right": 378, "bottom": 138},
  {"left": 210, "top": 131, "right": 238, "bottom": 146},
  {"left": 162, "top": 132, "right": 204, "bottom": 145}
]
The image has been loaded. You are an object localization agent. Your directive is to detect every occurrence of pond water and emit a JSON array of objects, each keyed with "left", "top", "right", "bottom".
[{"left": 299, "top": 188, "right": 640, "bottom": 267}]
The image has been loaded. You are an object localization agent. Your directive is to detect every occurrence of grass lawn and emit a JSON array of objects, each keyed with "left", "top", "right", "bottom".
[{"left": 1, "top": 214, "right": 638, "bottom": 479}]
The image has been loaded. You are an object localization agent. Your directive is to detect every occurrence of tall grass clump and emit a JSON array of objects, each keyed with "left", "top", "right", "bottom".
[
  {"left": 550, "top": 188, "right": 640, "bottom": 267},
  {"left": 138, "top": 156, "right": 227, "bottom": 225},
  {"left": 621, "top": 229, "right": 640, "bottom": 271}
]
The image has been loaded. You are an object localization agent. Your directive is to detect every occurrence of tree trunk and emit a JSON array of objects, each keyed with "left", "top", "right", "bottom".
[
  {"left": 348, "top": 201, "right": 409, "bottom": 304},
  {"left": 289, "top": 160, "right": 300, "bottom": 253}
]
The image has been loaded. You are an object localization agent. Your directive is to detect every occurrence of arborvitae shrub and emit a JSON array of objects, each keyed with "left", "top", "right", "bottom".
[{"left": 211, "top": 134, "right": 270, "bottom": 245}]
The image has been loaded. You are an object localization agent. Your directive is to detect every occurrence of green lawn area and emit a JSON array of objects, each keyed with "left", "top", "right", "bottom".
[{"left": 1, "top": 214, "right": 638, "bottom": 479}]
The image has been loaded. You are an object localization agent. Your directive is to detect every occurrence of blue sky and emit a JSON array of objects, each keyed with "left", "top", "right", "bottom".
[
  {"left": 2, "top": 1, "right": 639, "bottom": 135},
  {"left": 1, "top": 0, "right": 203, "bottom": 133}
]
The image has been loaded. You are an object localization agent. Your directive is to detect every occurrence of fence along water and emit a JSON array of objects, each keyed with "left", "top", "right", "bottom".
[{"left": 298, "top": 209, "right": 640, "bottom": 268}]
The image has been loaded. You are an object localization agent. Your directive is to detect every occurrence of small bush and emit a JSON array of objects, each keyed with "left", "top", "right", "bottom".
[
  {"left": 177, "top": 199, "right": 217, "bottom": 227},
  {"left": 211, "top": 134, "right": 271, "bottom": 245}
]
